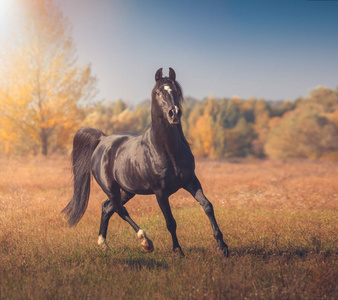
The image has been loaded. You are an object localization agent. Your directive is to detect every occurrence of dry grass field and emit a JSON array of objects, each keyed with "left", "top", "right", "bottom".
[{"left": 0, "top": 156, "right": 337, "bottom": 299}]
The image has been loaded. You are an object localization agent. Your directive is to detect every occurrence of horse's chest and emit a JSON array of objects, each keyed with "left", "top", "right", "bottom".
[{"left": 161, "top": 158, "right": 194, "bottom": 192}]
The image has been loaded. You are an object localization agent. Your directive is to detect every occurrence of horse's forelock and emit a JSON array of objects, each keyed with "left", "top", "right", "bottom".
[{"left": 152, "top": 78, "right": 184, "bottom": 109}]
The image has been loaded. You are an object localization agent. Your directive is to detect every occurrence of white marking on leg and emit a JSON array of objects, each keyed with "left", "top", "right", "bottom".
[
  {"left": 137, "top": 229, "right": 154, "bottom": 253},
  {"left": 98, "top": 234, "right": 108, "bottom": 248},
  {"left": 137, "top": 229, "right": 146, "bottom": 239}
]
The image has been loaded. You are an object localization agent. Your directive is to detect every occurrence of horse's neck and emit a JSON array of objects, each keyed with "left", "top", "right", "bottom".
[
  {"left": 150, "top": 120, "right": 182, "bottom": 175},
  {"left": 150, "top": 117, "right": 183, "bottom": 158}
]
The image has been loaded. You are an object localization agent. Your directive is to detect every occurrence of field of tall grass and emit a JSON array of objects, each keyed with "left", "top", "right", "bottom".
[{"left": 0, "top": 156, "right": 337, "bottom": 299}]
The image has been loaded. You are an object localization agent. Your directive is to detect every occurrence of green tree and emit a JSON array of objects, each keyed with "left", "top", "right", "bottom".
[
  {"left": 223, "top": 117, "right": 254, "bottom": 157},
  {"left": 252, "top": 99, "right": 270, "bottom": 157},
  {"left": 113, "top": 99, "right": 127, "bottom": 115},
  {"left": 223, "top": 98, "right": 240, "bottom": 128},
  {"left": 204, "top": 96, "right": 219, "bottom": 121}
]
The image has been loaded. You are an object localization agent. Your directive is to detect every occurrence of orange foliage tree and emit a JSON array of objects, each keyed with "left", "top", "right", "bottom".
[
  {"left": 82, "top": 100, "right": 151, "bottom": 136},
  {"left": 190, "top": 111, "right": 215, "bottom": 157},
  {"left": 265, "top": 94, "right": 338, "bottom": 160},
  {"left": 0, "top": 0, "right": 96, "bottom": 155}
]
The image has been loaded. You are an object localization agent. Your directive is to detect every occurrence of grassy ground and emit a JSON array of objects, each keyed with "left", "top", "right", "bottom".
[{"left": 0, "top": 157, "right": 337, "bottom": 299}]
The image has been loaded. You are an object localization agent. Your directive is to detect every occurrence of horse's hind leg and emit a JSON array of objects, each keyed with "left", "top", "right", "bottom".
[
  {"left": 98, "top": 190, "right": 134, "bottom": 249},
  {"left": 99, "top": 188, "right": 154, "bottom": 253},
  {"left": 98, "top": 199, "right": 114, "bottom": 249},
  {"left": 114, "top": 202, "right": 154, "bottom": 253}
]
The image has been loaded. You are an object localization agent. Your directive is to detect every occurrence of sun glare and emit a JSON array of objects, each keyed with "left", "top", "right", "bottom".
[{"left": 0, "top": 0, "right": 14, "bottom": 43}]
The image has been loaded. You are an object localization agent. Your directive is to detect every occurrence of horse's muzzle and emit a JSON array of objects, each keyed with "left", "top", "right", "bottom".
[{"left": 168, "top": 106, "right": 181, "bottom": 125}]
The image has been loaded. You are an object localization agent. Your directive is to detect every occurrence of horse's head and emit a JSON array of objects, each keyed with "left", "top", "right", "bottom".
[{"left": 151, "top": 68, "right": 183, "bottom": 125}]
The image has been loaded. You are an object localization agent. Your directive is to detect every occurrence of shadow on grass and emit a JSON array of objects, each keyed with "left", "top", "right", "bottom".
[
  {"left": 105, "top": 246, "right": 218, "bottom": 269},
  {"left": 184, "top": 246, "right": 210, "bottom": 256},
  {"left": 228, "top": 246, "right": 336, "bottom": 259},
  {"left": 181, "top": 244, "right": 336, "bottom": 260},
  {"left": 117, "top": 256, "right": 169, "bottom": 270},
  {"left": 97, "top": 246, "right": 170, "bottom": 270}
]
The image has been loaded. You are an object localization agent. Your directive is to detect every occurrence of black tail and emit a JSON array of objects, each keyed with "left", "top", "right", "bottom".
[{"left": 62, "top": 127, "right": 104, "bottom": 227}]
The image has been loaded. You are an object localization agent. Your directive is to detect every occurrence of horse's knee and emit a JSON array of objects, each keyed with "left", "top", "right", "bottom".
[
  {"left": 202, "top": 201, "right": 214, "bottom": 215},
  {"left": 195, "top": 190, "right": 214, "bottom": 214},
  {"left": 101, "top": 200, "right": 114, "bottom": 218}
]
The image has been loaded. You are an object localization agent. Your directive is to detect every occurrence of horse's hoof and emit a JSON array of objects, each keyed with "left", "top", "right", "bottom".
[
  {"left": 217, "top": 246, "right": 230, "bottom": 257},
  {"left": 141, "top": 238, "right": 154, "bottom": 253},
  {"left": 174, "top": 247, "right": 185, "bottom": 257},
  {"left": 137, "top": 230, "right": 154, "bottom": 253},
  {"left": 98, "top": 235, "right": 109, "bottom": 250},
  {"left": 217, "top": 243, "right": 229, "bottom": 257}
]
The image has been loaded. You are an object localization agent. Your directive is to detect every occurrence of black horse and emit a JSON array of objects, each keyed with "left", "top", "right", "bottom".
[{"left": 62, "top": 68, "right": 229, "bottom": 257}]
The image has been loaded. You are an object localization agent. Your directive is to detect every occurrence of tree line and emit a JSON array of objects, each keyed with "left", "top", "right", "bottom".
[
  {"left": 3, "top": 85, "right": 337, "bottom": 160},
  {"left": 77, "top": 87, "right": 338, "bottom": 160},
  {"left": 186, "top": 88, "right": 338, "bottom": 159}
]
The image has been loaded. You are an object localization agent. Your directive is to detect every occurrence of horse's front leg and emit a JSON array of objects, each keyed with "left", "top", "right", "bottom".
[
  {"left": 185, "top": 175, "right": 229, "bottom": 257},
  {"left": 156, "top": 191, "right": 184, "bottom": 256}
]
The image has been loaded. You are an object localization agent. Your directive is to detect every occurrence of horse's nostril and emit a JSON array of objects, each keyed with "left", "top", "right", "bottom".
[
  {"left": 168, "top": 110, "right": 174, "bottom": 118},
  {"left": 174, "top": 106, "right": 181, "bottom": 118}
]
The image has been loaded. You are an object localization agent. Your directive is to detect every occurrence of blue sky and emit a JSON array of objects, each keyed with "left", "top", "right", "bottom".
[{"left": 1, "top": 0, "right": 338, "bottom": 104}]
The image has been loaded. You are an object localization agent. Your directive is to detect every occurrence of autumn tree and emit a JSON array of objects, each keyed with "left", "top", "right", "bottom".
[
  {"left": 133, "top": 104, "right": 152, "bottom": 133},
  {"left": 0, "top": 0, "right": 96, "bottom": 155},
  {"left": 190, "top": 111, "right": 215, "bottom": 157},
  {"left": 82, "top": 100, "right": 151, "bottom": 136},
  {"left": 265, "top": 106, "right": 338, "bottom": 159},
  {"left": 305, "top": 86, "right": 338, "bottom": 113},
  {"left": 189, "top": 97, "right": 219, "bottom": 158}
]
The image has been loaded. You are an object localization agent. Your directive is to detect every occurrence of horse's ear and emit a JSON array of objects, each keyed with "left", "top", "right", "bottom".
[
  {"left": 169, "top": 67, "right": 176, "bottom": 81},
  {"left": 155, "top": 68, "right": 163, "bottom": 82}
]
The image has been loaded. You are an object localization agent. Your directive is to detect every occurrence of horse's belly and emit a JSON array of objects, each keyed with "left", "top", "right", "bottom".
[
  {"left": 116, "top": 174, "right": 154, "bottom": 195},
  {"left": 114, "top": 162, "right": 192, "bottom": 196},
  {"left": 113, "top": 159, "right": 156, "bottom": 195}
]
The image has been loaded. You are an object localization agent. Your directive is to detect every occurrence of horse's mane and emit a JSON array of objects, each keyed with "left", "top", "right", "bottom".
[{"left": 177, "top": 122, "right": 190, "bottom": 147}]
